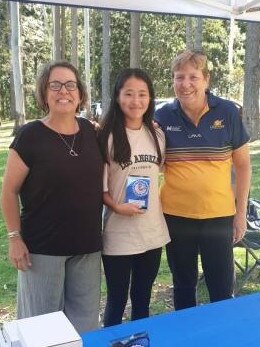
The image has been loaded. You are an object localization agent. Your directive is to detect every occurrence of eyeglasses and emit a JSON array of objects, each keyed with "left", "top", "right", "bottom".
[{"left": 48, "top": 80, "right": 78, "bottom": 91}]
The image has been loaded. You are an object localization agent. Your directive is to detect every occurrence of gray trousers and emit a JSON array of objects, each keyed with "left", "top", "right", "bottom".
[{"left": 17, "top": 252, "right": 101, "bottom": 333}]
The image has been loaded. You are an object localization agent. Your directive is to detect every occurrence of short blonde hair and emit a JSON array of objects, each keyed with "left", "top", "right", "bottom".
[{"left": 171, "top": 50, "right": 209, "bottom": 78}]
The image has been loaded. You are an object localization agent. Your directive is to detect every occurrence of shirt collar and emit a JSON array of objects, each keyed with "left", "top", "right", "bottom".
[{"left": 173, "top": 91, "right": 219, "bottom": 112}]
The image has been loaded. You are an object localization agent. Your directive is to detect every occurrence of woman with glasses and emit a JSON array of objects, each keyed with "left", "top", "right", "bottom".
[{"left": 1, "top": 61, "right": 103, "bottom": 333}]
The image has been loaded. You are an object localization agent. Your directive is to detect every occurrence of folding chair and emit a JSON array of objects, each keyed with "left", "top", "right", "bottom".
[
  {"left": 234, "top": 198, "right": 260, "bottom": 294},
  {"left": 198, "top": 199, "right": 260, "bottom": 293},
  {"left": 234, "top": 233, "right": 260, "bottom": 294},
  {"left": 199, "top": 232, "right": 260, "bottom": 293}
]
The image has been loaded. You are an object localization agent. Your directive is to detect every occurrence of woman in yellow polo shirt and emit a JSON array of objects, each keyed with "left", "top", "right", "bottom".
[{"left": 155, "top": 50, "right": 251, "bottom": 309}]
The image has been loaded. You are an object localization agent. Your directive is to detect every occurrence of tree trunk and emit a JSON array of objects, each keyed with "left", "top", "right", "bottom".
[
  {"left": 10, "top": 1, "right": 25, "bottom": 135},
  {"left": 102, "top": 10, "right": 111, "bottom": 118},
  {"left": 84, "top": 8, "right": 91, "bottom": 115},
  {"left": 9, "top": 70, "right": 16, "bottom": 121},
  {"left": 227, "top": 17, "right": 236, "bottom": 96},
  {"left": 61, "top": 6, "right": 66, "bottom": 60},
  {"left": 194, "top": 17, "right": 203, "bottom": 50},
  {"left": 186, "top": 17, "right": 193, "bottom": 50},
  {"left": 243, "top": 22, "right": 260, "bottom": 141},
  {"left": 53, "top": 6, "right": 61, "bottom": 60},
  {"left": 7, "top": 2, "right": 16, "bottom": 121},
  {"left": 71, "top": 8, "right": 78, "bottom": 68},
  {"left": 130, "top": 12, "right": 141, "bottom": 68}
]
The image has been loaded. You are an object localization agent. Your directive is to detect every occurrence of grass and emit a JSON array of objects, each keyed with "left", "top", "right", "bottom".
[
  {"left": 0, "top": 122, "right": 16, "bottom": 322},
  {"left": 0, "top": 120, "right": 260, "bottom": 324}
]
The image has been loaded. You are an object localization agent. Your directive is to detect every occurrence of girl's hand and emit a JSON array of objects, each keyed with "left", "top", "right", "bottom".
[{"left": 114, "top": 203, "right": 145, "bottom": 216}]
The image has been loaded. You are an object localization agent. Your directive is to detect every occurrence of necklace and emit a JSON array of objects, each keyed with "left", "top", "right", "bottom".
[{"left": 57, "top": 131, "right": 79, "bottom": 157}]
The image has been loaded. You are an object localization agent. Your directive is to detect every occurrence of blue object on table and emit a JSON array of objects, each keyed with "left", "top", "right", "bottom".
[
  {"left": 82, "top": 293, "right": 260, "bottom": 347},
  {"left": 110, "top": 331, "right": 149, "bottom": 346}
]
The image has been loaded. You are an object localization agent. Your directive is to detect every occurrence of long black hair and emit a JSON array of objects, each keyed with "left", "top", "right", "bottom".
[{"left": 98, "top": 68, "right": 162, "bottom": 165}]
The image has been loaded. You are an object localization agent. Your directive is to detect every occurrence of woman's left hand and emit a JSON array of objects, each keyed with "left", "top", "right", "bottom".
[
  {"left": 9, "top": 237, "right": 32, "bottom": 271},
  {"left": 233, "top": 212, "right": 247, "bottom": 244}
]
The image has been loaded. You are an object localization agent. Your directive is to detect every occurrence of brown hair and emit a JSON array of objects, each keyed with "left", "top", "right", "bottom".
[
  {"left": 171, "top": 50, "right": 209, "bottom": 78},
  {"left": 35, "top": 61, "right": 88, "bottom": 113}
]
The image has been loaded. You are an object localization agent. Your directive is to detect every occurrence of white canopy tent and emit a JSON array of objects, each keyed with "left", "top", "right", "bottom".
[{"left": 14, "top": 0, "right": 260, "bottom": 22}]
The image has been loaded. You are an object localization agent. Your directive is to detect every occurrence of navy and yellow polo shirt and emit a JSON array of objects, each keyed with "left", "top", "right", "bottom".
[{"left": 155, "top": 92, "right": 249, "bottom": 219}]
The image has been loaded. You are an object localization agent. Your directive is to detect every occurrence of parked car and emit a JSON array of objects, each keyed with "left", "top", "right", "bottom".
[
  {"left": 155, "top": 98, "right": 174, "bottom": 111},
  {"left": 91, "top": 102, "right": 102, "bottom": 117},
  {"left": 79, "top": 102, "right": 102, "bottom": 120}
]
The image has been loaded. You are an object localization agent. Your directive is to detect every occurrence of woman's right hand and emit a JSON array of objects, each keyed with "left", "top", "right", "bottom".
[
  {"left": 9, "top": 238, "right": 32, "bottom": 271},
  {"left": 114, "top": 203, "right": 145, "bottom": 217}
]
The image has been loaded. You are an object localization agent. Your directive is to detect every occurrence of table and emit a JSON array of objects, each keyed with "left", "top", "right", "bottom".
[{"left": 82, "top": 293, "right": 260, "bottom": 346}]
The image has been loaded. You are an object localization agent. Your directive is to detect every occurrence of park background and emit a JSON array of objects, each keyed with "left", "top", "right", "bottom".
[{"left": 1, "top": 0, "right": 260, "bottom": 324}]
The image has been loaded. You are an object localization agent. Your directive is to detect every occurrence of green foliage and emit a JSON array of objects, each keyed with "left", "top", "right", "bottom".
[
  {"left": 203, "top": 19, "right": 245, "bottom": 101},
  {"left": 87, "top": 9, "right": 103, "bottom": 101},
  {"left": 0, "top": 147, "right": 17, "bottom": 320},
  {"left": 204, "top": 20, "right": 229, "bottom": 95},
  {"left": 250, "top": 151, "right": 260, "bottom": 200},
  {"left": 20, "top": 4, "right": 53, "bottom": 119},
  {"left": 0, "top": 241, "right": 17, "bottom": 308},
  {"left": 110, "top": 12, "right": 131, "bottom": 88},
  {"left": 0, "top": 2, "right": 249, "bottom": 121},
  {"left": 142, "top": 14, "right": 186, "bottom": 98}
]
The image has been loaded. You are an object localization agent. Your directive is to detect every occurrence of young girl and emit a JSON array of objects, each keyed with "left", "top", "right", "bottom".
[{"left": 98, "top": 68, "right": 170, "bottom": 327}]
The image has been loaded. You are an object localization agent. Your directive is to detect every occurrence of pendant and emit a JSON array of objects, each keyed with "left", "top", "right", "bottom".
[{"left": 69, "top": 149, "right": 79, "bottom": 157}]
